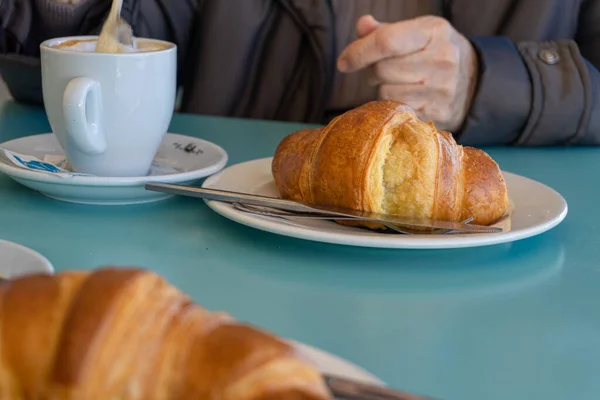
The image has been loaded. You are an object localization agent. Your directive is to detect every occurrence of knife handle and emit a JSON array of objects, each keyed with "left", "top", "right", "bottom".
[{"left": 324, "top": 374, "right": 437, "bottom": 400}]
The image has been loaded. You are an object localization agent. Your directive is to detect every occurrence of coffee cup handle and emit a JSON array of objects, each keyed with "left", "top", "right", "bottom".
[{"left": 62, "top": 77, "right": 107, "bottom": 155}]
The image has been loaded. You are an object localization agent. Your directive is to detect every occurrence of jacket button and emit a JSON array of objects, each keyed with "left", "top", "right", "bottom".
[{"left": 538, "top": 49, "right": 560, "bottom": 65}]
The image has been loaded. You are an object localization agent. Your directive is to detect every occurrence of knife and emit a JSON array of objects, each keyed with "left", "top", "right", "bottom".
[
  {"left": 145, "top": 182, "right": 502, "bottom": 233},
  {"left": 323, "top": 374, "right": 437, "bottom": 400}
]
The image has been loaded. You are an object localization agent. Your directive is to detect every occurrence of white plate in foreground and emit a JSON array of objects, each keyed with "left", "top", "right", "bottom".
[
  {"left": 0, "top": 133, "right": 228, "bottom": 205},
  {"left": 0, "top": 240, "right": 54, "bottom": 278},
  {"left": 293, "top": 341, "right": 383, "bottom": 385},
  {"left": 202, "top": 157, "right": 568, "bottom": 249}
]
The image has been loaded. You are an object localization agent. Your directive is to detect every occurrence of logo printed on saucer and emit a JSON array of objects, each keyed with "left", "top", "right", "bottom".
[{"left": 173, "top": 142, "right": 204, "bottom": 155}]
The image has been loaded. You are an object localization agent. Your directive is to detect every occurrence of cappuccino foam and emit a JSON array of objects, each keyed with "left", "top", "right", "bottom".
[{"left": 52, "top": 39, "right": 168, "bottom": 53}]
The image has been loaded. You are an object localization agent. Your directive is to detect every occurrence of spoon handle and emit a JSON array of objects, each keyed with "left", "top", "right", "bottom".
[{"left": 95, "top": 0, "right": 124, "bottom": 53}]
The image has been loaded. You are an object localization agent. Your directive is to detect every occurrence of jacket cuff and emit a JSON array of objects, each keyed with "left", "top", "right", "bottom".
[
  {"left": 516, "top": 40, "right": 589, "bottom": 145},
  {"left": 456, "top": 36, "right": 532, "bottom": 146}
]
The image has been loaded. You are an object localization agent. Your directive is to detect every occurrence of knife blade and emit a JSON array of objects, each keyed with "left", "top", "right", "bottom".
[
  {"left": 323, "top": 374, "right": 437, "bottom": 400},
  {"left": 145, "top": 182, "right": 502, "bottom": 233}
]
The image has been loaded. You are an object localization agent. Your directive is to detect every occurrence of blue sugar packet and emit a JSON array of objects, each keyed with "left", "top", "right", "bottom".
[
  {"left": 0, "top": 149, "right": 92, "bottom": 178},
  {"left": 0, "top": 148, "right": 181, "bottom": 178}
]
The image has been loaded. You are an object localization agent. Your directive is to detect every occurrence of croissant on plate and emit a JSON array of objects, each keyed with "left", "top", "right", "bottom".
[
  {"left": 0, "top": 268, "right": 331, "bottom": 400},
  {"left": 272, "top": 100, "right": 509, "bottom": 227}
]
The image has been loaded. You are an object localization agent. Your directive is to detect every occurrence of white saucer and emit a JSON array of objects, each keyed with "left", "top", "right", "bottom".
[
  {"left": 202, "top": 157, "right": 568, "bottom": 249},
  {"left": 293, "top": 341, "right": 383, "bottom": 385},
  {"left": 0, "top": 133, "right": 228, "bottom": 205},
  {"left": 0, "top": 240, "right": 54, "bottom": 278}
]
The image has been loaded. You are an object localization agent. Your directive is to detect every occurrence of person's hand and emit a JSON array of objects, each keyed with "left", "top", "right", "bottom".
[{"left": 337, "top": 15, "right": 478, "bottom": 132}]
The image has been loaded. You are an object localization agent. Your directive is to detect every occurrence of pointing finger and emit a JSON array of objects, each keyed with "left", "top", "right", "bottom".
[{"left": 338, "top": 19, "right": 431, "bottom": 73}]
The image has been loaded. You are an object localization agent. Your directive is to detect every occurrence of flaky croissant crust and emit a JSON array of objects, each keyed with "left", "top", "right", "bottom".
[
  {"left": 0, "top": 268, "right": 331, "bottom": 400},
  {"left": 273, "top": 100, "right": 509, "bottom": 226}
]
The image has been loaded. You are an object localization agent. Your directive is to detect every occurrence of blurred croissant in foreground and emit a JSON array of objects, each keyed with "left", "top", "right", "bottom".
[
  {"left": 272, "top": 100, "right": 509, "bottom": 227},
  {"left": 0, "top": 268, "right": 331, "bottom": 399}
]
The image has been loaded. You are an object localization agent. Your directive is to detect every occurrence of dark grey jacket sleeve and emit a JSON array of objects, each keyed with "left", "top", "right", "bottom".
[
  {"left": 0, "top": 0, "right": 196, "bottom": 104},
  {"left": 458, "top": 5, "right": 600, "bottom": 145}
]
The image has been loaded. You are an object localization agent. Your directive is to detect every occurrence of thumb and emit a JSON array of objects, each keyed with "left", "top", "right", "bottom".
[
  {"left": 356, "top": 14, "right": 381, "bottom": 38},
  {"left": 337, "top": 15, "right": 382, "bottom": 72}
]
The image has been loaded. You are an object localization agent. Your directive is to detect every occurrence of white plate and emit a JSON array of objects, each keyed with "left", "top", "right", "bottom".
[
  {"left": 0, "top": 133, "right": 228, "bottom": 205},
  {"left": 0, "top": 240, "right": 54, "bottom": 278},
  {"left": 202, "top": 157, "right": 568, "bottom": 249},
  {"left": 293, "top": 341, "right": 383, "bottom": 385}
]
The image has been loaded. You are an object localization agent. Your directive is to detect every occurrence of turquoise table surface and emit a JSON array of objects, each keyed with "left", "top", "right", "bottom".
[{"left": 0, "top": 100, "right": 598, "bottom": 400}]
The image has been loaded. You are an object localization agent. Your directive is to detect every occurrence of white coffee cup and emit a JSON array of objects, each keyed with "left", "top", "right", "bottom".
[{"left": 40, "top": 36, "right": 177, "bottom": 177}]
